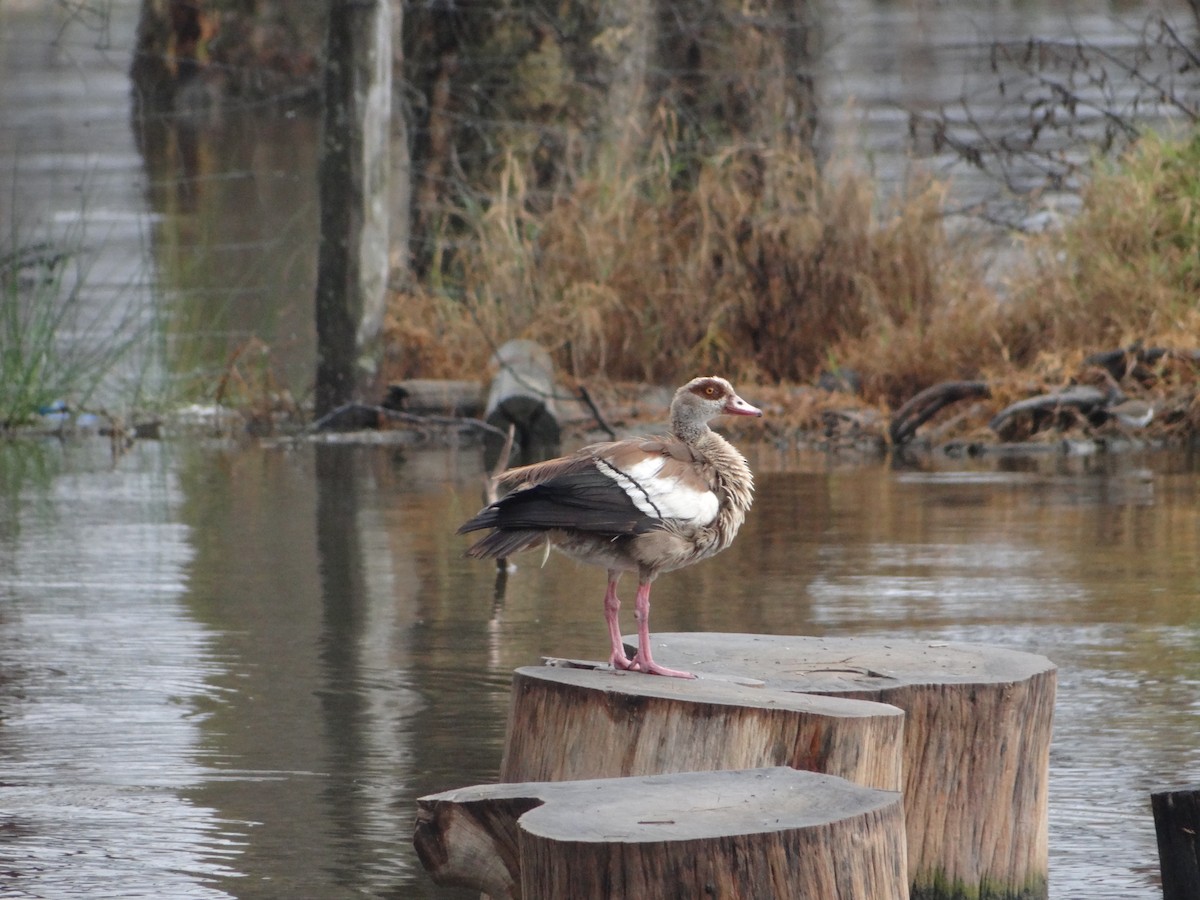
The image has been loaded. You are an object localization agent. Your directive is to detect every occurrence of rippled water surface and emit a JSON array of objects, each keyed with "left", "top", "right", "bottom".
[{"left": 0, "top": 439, "right": 1197, "bottom": 898}]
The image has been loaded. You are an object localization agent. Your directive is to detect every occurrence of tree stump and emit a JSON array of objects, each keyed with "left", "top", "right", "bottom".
[
  {"left": 414, "top": 767, "right": 908, "bottom": 900},
  {"left": 1152, "top": 785, "right": 1200, "bottom": 900},
  {"left": 639, "top": 633, "right": 1056, "bottom": 900},
  {"left": 500, "top": 663, "right": 904, "bottom": 792},
  {"left": 484, "top": 340, "right": 561, "bottom": 470}
]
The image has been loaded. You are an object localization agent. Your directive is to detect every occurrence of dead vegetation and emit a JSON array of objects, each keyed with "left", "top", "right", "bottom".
[{"left": 379, "top": 119, "right": 1200, "bottom": 449}]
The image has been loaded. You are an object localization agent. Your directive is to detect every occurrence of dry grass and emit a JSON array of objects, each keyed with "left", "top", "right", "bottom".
[
  {"left": 381, "top": 126, "right": 1200, "bottom": 441},
  {"left": 999, "top": 131, "right": 1200, "bottom": 358}
]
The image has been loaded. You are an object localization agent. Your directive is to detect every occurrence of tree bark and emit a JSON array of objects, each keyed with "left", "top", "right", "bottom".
[
  {"left": 415, "top": 767, "right": 908, "bottom": 900},
  {"left": 315, "top": 0, "right": 391, "bottom": 416},
  {"left": 500, "top": 664, "right": 904, "bottom": 792},
  {"left": 387, "top": 0, "right": 412, "bottom": 283}
]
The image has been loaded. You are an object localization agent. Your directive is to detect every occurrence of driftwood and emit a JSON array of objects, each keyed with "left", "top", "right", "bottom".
[
  {"left": 500, "top": 663, "right": 904, "bottom": 791},
  {"left": 638, "top": 633, "right": 1057, "bottom": 900},
  {"left": 889, "top": 380, "right": 991, "bottom": 445},
  {"left": 414, "top": 767, "right": 908, "bottom": 900},
  {"left": 988, "top": 384, "right": 1108, "bottom": 435},
  {"left": 1152, "top": 785, "right": 1200, "bottom": 900}
]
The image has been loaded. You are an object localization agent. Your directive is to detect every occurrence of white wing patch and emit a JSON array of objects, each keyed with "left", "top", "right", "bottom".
[{"left": 596, "top": 457, "right": 719, "bottom": 527}]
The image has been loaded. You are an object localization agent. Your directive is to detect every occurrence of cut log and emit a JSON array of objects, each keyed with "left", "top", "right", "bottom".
[
  {"left": 383, "top": 378, "right": 482, "bottom": 417},
  {"left": 638, "top": 633, "right": 1057, "bottom": 900},
  {"left": 415, "top": 767, "right": 908, "bottom": 900},
  {"left": 500, "top": 663, "right": 904, "bottom": 792},
  {"left": 1152, "top": 785, "right": 1200, "bottom": 900}
]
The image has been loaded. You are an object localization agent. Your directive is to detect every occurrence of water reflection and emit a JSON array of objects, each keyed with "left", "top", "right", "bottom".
[
  {"left": 0, "top": 440, "right": 237, "bottom": 899},
  {"left": 168, "top": 442, "right": 502, "bottom": 899}
]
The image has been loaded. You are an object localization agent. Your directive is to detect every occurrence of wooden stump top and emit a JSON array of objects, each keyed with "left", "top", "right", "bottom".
[
  {"left": 637, "top": 632, "right": 1055, "bottom": 693},
  {"left": 416, "top": 767, "right": 908, "bottom": 899},
  {"left": 511, "top": 767, "right": 897, "bottom": 842},
  {"left": 520, "top": 661, "right": 906, "bottom": 719}
]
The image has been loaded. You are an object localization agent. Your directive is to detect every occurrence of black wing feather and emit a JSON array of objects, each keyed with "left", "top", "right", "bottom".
[{"left": 458, "top": 470, "right": 658, "bottom": 537}]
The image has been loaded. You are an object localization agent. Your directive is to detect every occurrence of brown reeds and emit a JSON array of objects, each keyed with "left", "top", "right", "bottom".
[
  {"left": 381, "top": 124, "right": 1200, "bottom": 437},
  {"left": 999, "top": 130, "right": 1200, "bottom": 360},
  {"left": 383, "top": 131, "right": 999, "bottom": 404}
]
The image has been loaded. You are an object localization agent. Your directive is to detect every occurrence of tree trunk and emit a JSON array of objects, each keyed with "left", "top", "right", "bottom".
[
  {"left": 652, "top": 0, "right": 821, "bottom": 183},
  {"left": 415, "top": 767, "right": 908, "bottom": 900},
  {"left": 594, "top": 0, "right": 655, "bottom": 160},
  {"left": 314, "top": 0, "right": 391, "bottom": 416},
  {"left": 387, "top": 0, "right": 412, "bottom": 283}
]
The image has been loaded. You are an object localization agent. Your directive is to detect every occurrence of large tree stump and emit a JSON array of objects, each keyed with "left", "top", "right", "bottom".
[
  {"left": 415, "top": 767, "right": 908, "bottom": 900},
  {"left": 639, "top": 633, "right": 1056, "bottom": 900},
  {"left": 500, "top": 663, "right": 904, "bottom": 791}
]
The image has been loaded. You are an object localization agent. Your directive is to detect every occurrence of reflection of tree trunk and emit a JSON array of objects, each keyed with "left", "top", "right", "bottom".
[
  {"left": 315, "top": 0, "right": 392, "bottom": 416},
  {"left": 130, "top": 0, "right": 215, "bottom": 110},
  {"left": 313, "top": 444, "right": 368, "bottom": 886},
  {"left": 654, "top": 0, "right": 821, "bottom": 181},
  {"left": 130, "top": 1, "right": 324, "bottom": 110}
]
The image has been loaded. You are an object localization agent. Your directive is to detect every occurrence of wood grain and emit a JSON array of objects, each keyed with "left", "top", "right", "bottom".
[{"left": 500, "top": 663, "right": 904, "bottom": 792}]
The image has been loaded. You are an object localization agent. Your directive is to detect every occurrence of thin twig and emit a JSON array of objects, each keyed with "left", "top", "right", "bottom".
[
  {"left": 485, "top": 423, "right": 516, "bottom": 504},
  {"left": 577, "top": 384, "right": 617, "bottom": 439},
  {"left": 304, "top": 402, "right": 511, "bottom": 439}
]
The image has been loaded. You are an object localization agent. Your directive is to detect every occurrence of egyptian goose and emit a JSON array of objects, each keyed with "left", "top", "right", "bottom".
[{"left": 458, "top": 376, "right": 762, "bottom": 678}]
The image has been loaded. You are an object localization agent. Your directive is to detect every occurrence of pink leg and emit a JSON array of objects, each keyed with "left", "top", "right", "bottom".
[
  {"left": 629, "top": 581, "right": 695, "bottom": 679},
  {"left": 604, "top": 574, "right": 635, "bottom": 670}
]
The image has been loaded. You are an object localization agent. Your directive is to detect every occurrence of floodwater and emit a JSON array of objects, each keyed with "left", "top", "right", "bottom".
[
  {"left": 1, "top": 1, "right": 1199, "bottom": 899},
  {"left": 1, "top": 438, "right": 1198, "bottom": 900}
]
